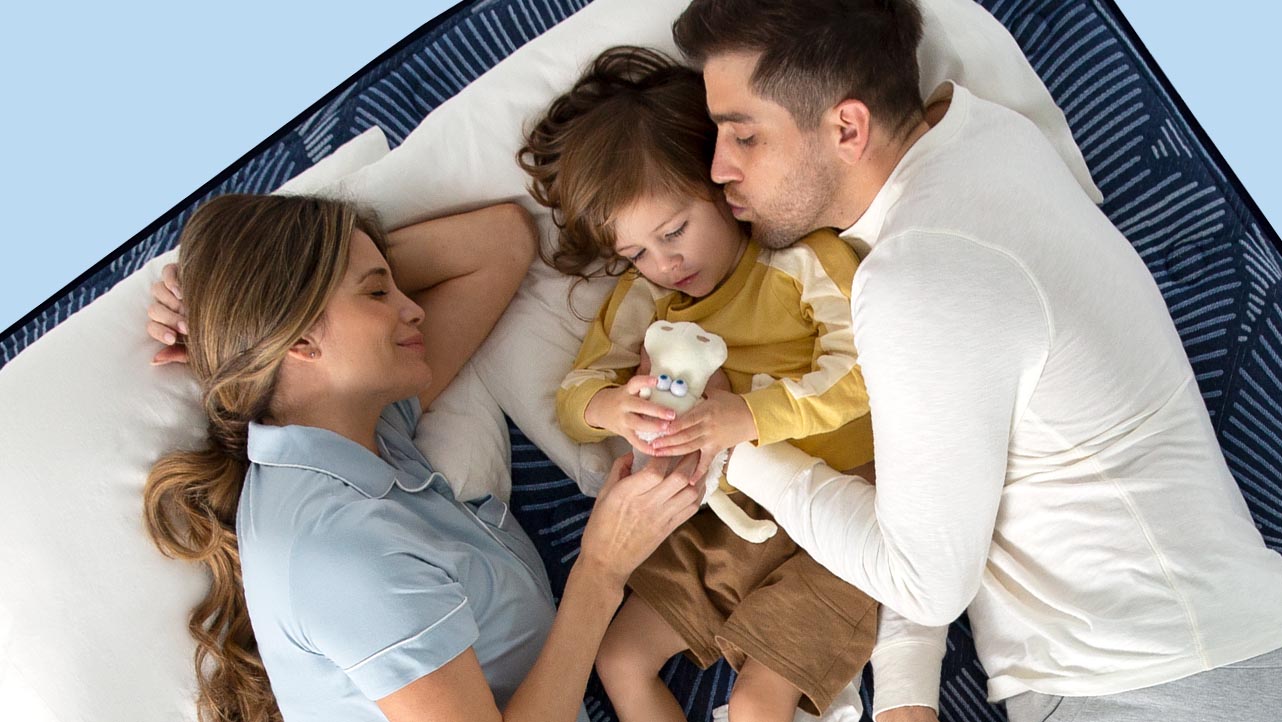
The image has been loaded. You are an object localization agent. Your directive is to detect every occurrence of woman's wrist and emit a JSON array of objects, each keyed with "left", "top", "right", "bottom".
[{"left": 566, "top": 555, "right": 626, "bottom": 609}]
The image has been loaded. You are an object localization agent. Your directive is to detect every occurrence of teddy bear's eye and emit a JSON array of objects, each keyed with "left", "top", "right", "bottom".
[
  {"left": 670, "top": 379, "right": 689, "bottom": 397},
  {"left": 656, "top": 374, "right": 672, "bottom": 391}
]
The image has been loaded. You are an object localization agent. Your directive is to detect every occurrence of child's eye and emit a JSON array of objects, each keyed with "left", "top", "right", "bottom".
[
  {"left": 664, "top": 222, "right": 688, "bottom": 240},
  {"left": 628, "top": 249, "right": 646, "bottom": 263},
  {"left": 735, "top": 135, "right": 756, "bottom": 147}
]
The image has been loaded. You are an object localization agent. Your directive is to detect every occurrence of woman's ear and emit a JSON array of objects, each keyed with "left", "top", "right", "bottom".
[
  {"left": 286, "top": 337, "right": 322, "bottom": 362},
  {"left": 830, "top": 98, "right": 872, "bottom": 165}
]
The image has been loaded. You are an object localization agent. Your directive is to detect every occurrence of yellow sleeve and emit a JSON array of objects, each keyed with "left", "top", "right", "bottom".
[
  {"left": 743, "top": 231, "right": 872, "bottom": 446},
  {"left": 556, "top": 273, "right": 659, "bottom": 442}
]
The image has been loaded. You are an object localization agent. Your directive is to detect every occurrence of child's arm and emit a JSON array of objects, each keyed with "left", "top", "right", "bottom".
[
  {"left": 741, "top": 233, "right": 870, "bottom": 447},
  {"left": 652, "top": 232, "right": 866, "bottom": 471},
  {"left": 556, "top": 273, "right": 673, "bottom": 449}
]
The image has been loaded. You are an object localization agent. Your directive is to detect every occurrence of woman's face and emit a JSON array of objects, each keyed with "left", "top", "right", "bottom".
[
  {"left": 612, "top": 191, "right": 746, "bottom": 298},
  {"left": 306, "top": 230, "right": 431, "bottom": 402}
]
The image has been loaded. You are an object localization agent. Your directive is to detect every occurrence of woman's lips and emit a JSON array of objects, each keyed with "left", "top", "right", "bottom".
[{"left": 398, "top": 334, "right": 425, "bottom": 352}]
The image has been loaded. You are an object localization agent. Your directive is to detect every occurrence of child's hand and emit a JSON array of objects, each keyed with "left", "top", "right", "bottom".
[
  {"left": 584, "top": 376, "right": 678, "bottom": 451},
  {"left": 649, "top": 387, "right": 757, "bottom": 479}
]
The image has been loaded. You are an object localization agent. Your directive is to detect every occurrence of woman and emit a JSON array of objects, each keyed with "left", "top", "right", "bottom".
[{"left": 144, "top": 193, "right": 702, "bottom": 722}]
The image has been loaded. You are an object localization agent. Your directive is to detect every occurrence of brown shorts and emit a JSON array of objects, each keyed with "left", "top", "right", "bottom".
[{"left": 626, "top": 493, "right": 879, "bottom": 715}]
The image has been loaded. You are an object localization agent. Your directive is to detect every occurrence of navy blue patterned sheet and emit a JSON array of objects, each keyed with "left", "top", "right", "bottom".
[{"left": 3, "top": 1, "right": 1279, "bottom": 720}]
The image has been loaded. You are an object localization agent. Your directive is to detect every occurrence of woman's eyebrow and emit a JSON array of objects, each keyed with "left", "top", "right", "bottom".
[{"left": 357, "top": 267, "right": 390, "bottom": 282}]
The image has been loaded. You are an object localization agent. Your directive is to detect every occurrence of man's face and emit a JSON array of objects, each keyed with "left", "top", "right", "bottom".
[{"left": 704, "top": 51, "right": 842, "bottom": 249}]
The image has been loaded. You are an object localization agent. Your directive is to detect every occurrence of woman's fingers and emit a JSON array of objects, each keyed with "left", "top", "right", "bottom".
[
  {"left": 161, "top": 263, "right": 182, "bottom": 300},
  {"left": 147, "top": 300, "right": 187, "bottom": 337},
  {"left": 151, "top": 344, "right": 190, "bottom": 366}
]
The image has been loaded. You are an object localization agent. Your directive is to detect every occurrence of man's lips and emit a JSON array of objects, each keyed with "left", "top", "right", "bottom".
[{"left": 398, "top": 334, "right": 425, "bottom": 351}]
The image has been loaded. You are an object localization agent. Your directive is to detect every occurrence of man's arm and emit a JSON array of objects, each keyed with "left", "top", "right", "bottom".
[{"left": 727, "top": 232, "right": 1050, "bottom": 625}]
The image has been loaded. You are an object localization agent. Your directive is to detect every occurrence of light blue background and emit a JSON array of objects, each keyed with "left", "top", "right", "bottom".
[{"left": 1, "top": 0, "right": 1278, "bottom": 333}]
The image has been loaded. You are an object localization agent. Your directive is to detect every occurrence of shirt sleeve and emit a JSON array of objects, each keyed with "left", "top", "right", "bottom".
[
  {"left": 555, "top": 273, "right": 658, "bottom": 441},
  {"left": 727, "top": 232, "right": 1050, "bottom": 626},
  {"left": 290, "top": 503, "right": 480, "bottom": 700},
  {"left": 870, "top": 606, "right": 947, "bottom": 717},
  {"left": 741, "top": 232, "right": 872, "bottom": 446}
]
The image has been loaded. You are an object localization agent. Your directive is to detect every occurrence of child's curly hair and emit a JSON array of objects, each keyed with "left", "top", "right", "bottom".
[{"left": 518, "top": 46, "right": 720, "bottom": 280}]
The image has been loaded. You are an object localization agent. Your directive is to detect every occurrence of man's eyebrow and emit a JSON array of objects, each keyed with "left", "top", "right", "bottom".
[{"left": 710, "top": 111, "right": 755, "bottom": 124}]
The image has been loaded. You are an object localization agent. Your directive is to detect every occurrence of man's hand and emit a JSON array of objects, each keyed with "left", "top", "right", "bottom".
[{"left": 649, "top": 387, "right": 756, "bottom": 479}]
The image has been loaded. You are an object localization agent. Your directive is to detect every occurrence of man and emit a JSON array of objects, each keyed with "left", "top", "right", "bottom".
[{"left": 672, "top": 1, "right": 1282, "bottom": 721}]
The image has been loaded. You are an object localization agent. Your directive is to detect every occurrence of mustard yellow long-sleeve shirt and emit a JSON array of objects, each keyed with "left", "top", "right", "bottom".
[{"left": 557, "top": 229, "right": 873, "bottom": 472}]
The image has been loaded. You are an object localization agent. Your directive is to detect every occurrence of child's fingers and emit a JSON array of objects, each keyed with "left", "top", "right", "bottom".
[
  {"left": 652, "top": 433, "right": 705, "bottom": 458},
  {"left": 623, "top": 396, "right": 677, "bottom": 422},
  {"left": 624, "top": 412, "right": 670, "bottom": 438},
  {"left": 623, "top": 375, "right": 660, "bottom": 395}
]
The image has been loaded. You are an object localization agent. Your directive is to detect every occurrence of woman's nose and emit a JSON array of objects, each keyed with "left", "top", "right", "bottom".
[{"left": 398, "top": 288, "right": 425, "bottom": 326}]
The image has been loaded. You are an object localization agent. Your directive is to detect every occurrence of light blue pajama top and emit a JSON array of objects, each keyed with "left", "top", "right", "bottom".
[{"left": 237, "top": 397, "right": 586, "bottom": 721}]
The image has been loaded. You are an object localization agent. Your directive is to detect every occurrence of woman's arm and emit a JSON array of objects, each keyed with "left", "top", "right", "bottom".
[
  {"left": 146, "top": 203, "right": 537, "bottom": 377},
  {"left": 375, "top": 453, "right": 703, "bottom": 722},
  {"left": 384, "top": 203, "right": 537, "bottom": 410}
]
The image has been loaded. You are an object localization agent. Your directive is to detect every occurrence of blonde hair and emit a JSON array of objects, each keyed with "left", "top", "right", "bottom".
[{"left": 142, "top": 194, "right": 387, "bottom": 722}]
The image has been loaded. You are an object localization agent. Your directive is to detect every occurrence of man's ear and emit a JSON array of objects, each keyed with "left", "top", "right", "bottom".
[{"left": 830, "top": 98, "right": 872, "bottom": 165}]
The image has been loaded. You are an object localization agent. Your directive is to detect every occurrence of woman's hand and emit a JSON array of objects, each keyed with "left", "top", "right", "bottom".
[
  {"left": 147, "top": 263, "right": 189, "bottom": 365},
  {"left": 649, "top": 387, "right": 757, "bottom": 480},
  {"left": 578, "top": 452, "right": 703, "bottom": 590},
  {"left": 582, "top": 377, "right": 677, "bottom": 452}
]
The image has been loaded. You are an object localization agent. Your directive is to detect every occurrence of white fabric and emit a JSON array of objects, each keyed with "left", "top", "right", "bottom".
[
  {"left": 335, "top": 0, "right": 1101, "bottom": 494},
  {"left": 727, "top": 84, "right": 1282, "bottom": 707}
]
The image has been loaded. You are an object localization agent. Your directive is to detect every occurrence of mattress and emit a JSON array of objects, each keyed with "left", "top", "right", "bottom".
[{"left": 2, "top": 1, "right": 1278, "bottom": 720}]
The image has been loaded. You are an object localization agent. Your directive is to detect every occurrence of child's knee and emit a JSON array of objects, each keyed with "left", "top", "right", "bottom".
[{"left": 595, "top": 623, "right": 645, "bottom": 685}]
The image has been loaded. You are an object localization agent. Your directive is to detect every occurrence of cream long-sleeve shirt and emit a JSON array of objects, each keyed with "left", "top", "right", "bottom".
[{"left": 729, "top": 83, "right": 1282, "bottom": 710}]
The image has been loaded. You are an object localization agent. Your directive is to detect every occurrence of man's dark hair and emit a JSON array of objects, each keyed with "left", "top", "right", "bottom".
[{"left": 673, "top": 0, "right": 925, "bottom": 134}]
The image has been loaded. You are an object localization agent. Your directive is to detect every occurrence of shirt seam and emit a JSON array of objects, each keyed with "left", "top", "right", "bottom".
[
  {"left": 870, "top": 228, "right": 1055, "bottom": 433},
  {"left": 341, "top": 597, "right": 471, "bottom": 674}
]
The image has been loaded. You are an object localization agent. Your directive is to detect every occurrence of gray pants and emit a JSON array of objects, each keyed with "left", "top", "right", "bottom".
[{"left": 1004, "top": 646, "right": 1282, "bottom": 722}]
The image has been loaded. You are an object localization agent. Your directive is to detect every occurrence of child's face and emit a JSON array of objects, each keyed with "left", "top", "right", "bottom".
[{"left": 612, "top": 191, "right": 746, "bottom": 298}]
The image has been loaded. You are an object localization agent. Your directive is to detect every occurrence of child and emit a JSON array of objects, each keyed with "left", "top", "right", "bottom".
[{"left": 519, "top": 46, "right": 878, "bottom": 721}]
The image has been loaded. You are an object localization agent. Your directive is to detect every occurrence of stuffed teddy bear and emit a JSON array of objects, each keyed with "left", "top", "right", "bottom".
[{"left": 633, "top": 321, "right": 778, "bottom": 543}]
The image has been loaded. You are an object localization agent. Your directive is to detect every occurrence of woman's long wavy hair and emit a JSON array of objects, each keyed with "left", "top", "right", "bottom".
[{"left": 142, "top": 193, "right": 388, "bottom": 722}]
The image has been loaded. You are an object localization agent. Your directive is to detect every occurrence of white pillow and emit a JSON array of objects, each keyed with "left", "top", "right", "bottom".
[
  {"left": 0, "top": 129, "right": 390, "bottom": 722},
  {"left": 275, "top": 125, "right": 390, "bottom": 195},
  {"left": 337, "top": 0, "right": 1103, "bottom": 494}
]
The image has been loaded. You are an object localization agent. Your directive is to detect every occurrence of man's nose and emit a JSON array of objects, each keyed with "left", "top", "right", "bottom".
[{"left": 710, "top": 140, "right": 741, "bottom": 185}]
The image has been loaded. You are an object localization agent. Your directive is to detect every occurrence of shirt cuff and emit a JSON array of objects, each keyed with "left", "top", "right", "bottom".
[
  {"left": 343, "top": 598, "right": 480, "bottom": 700},
  {"left": 870, "top": 637, "right": 946, "bottom": 718},
  {"left": 556, "top": 379, "right": 617, "bottom": 443},
  {"left": 725, "top": 440, "right": 820, "bottom": 512}
]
